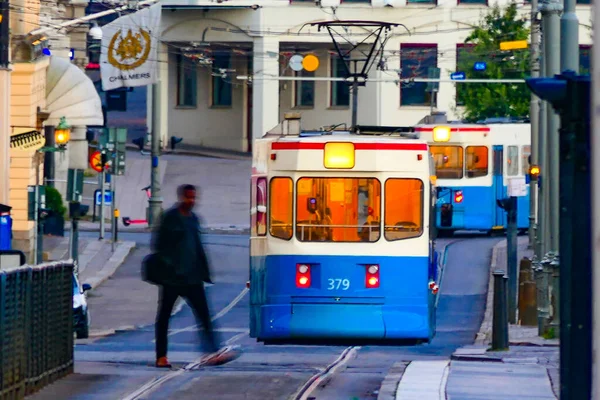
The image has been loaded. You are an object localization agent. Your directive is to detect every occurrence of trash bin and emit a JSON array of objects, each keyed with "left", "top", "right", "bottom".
[{"left": 0, "top": 203, "right": 13, "bottom": 250}]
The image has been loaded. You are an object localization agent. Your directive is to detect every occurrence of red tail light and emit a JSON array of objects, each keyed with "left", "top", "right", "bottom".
[
  {"left": 366, "top": 265, "right": 380, "bottom": 288},
  {"left": 454, "top": 190, "right": 463, "bottom": 203},
  {"left": 296, "top": 264, "right": 311, "bottom": 288}
]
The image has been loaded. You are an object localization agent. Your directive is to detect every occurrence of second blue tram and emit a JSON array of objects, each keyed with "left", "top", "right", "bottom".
[{"left": 416, "top": 123, "right": 531, "bottom": 234}]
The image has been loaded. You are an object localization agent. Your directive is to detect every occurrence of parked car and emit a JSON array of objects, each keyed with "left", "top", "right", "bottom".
[{"left": 73, "top": 273, "right": 91, "bottom": 339}]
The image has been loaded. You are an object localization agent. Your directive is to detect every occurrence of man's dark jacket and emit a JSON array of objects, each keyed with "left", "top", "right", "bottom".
[{"left": 151, "top": 206, "right": 212, "bottom": 286}]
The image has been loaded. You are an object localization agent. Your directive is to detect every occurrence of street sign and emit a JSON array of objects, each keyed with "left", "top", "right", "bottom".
[
  {"left": 451, "top": 72, "right": 466, "bottom": 80},
  {"left": 94, "top": 189, "right": 113, "bottom": 206},
  {"left": 499, "top": 40, "right": 528, "bottom": 51},
  {"left": 67, "top": 169, "right": 84, "bottom": 202},
  {"left": 90, "top": 150, "right": 106, "bottom": 172},
  {"left": 508, "top": 177, "right": 528, "bottom": 197},
  {"left": 474, "top": 62, "right": 487, "bottom": 71},
  {"left": 426, "top": 67, "right": 440, "bottom": 92}
]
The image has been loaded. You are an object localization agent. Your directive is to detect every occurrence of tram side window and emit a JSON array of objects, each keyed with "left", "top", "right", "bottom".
[
  {"left": 430, "top": 146, "right": 463, "bottom": 179},
  {"left": 269, "top": 177, "right": 293, "bottom": 240},
  {"left": 522, "top": 145, "right": 531, "bottom": 175},
  {"left": 295, "top": 177, "right": 381, "bottom": 242},
  {"left": 384, "top": 179, "right": 424, "bottom": 241},
  {"left": 465, "top": 146, "right": 488, "bottom": 178},
  {"left": 507, "top": 146, "right": 519, "bottom": 176}
]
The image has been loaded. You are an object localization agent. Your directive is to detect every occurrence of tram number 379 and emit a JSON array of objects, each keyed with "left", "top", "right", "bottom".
[{"left": 328, "top": 278, "right": 350, "bottom": 290}]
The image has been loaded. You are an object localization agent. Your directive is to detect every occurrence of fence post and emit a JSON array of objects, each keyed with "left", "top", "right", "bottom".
[{"left": 491, "top": 269, "right": 509, "bottom": 351}]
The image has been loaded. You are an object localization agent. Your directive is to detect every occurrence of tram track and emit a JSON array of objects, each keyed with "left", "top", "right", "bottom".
[{"left": 291, "top": 346, "right": 361, "bottom": 400}]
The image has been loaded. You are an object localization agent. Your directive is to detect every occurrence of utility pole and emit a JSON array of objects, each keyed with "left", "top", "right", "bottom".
[
  {"left": 148, "top": 83, "right": 162, "bottom": 227},
  {"left": 0, "top": 0, "right": 10, "bottom": 206},
  {"left": 528, "top": 0, "right": 541, "bottom": 253},
  {"left": 540, "top": 0, "right": 562, "bottom": 254}
]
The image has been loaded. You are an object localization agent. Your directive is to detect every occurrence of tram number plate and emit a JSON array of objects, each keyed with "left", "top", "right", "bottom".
[{"left": 327, "top": 278, "right": 350, "bottom": 290}]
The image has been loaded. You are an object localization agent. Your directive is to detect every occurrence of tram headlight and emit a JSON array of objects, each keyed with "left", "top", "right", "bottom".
[
  {"left": 298, "top": 264, "right": 309, "bottom": 274},
  {"left": 366, "top": 264, "right": 380, "bottom": 288},
  {"left": 432, "top": 126, "right": 451, "bottom": 142}
]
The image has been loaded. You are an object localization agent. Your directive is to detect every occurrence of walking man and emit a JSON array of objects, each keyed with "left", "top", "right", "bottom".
[{"left": 151, "top": 184, "right": 238, "bottom": 368}]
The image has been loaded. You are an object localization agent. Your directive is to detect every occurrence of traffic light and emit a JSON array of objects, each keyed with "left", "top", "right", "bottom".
[
  {"left": 528, "top": 165, "right": 540, "bottom": 182},
  {"left": 132, "top": 137, "right": 145, "bottom": 151},
  {"left": 170, "top": 136, "right": 183, "bottom": 150}
]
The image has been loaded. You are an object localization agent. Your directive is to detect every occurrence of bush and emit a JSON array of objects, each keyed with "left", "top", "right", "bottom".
[{"left": 44, "top": 186, "right": 66, "bottom": 217}]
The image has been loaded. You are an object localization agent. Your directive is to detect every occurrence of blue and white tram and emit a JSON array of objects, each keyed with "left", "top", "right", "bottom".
[
  {"left": 249, "top": 120, "right": 438, "bottom": 342},
  {"left": 416, "top": 123, "right": 531, "bottom": 234}
]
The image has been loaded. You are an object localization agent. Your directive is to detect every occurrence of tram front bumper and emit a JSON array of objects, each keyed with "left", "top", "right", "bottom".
[{"left": 258, "top": 303, "right": 430, "bottom": 340}]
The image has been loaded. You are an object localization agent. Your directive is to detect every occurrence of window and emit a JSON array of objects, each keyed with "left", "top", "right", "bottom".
[
  {"left": 522, "top": 145, "right": 531, "bottom": 175},
  {"left": 400, "top": 44, "right": 438, "bottom": 106},
  {"left": 269, "top": 177, "right": 293, "bottom": 240},
  {"left": 294, "top": 70, "right": 315, "bottom": 107},
  {"left": 455, "top": 44, "right": 476, "bottom": 106},
  {"left": 577, "top": 0, "right": 590, "bottom": 4},
  {"left": 507, "top": 145, "right": 519, "bottom": 176},
  {"left": 212, "top": 54, "right": 232, "bottom": 107},
  {"left": 384, "top": 179, "right": 424, "bottom": 241},
  {"left": 466, "top": 146, "right": 489, "bottom": 178},
  {"left": 458, "top": 0, "right": 486, "bottom": 4},
  {"left": 407, "top": 0, "right": 435, "bottom": 4},
  {"left": 430, "top": 145, "right": 464, "bottom": 179},
  {"left": 295, "top": 177, "right": 381, "bottom": 242},
  {"left": 580, "top": 45, "right": 591, "bottom": 75},
  {"left": 256, "top": 178, "right": 267, "bottom": 236},
  {"left": 331, "top": 56, "right": 350, "bottom": 107},
  {"left": 177, "top": 53, "right": 197, "bottom": 107}
]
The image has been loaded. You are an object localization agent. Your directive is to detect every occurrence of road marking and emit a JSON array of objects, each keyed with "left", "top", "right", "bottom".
[
  {"left": 292, "top": 346, "right": 360, "bottom": 400},
  {"left": 395, "top": 360, "right": 450, "bottom": 400},
  {"left": 122, "top": 287, "right": 248, "bottom": 399},
  {"left": 153, "top": 287, "right": 249, "bottom": 341}
]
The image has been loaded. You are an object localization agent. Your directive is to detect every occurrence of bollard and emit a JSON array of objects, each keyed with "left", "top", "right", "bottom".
[
  {"left": 518, "top": 257, "right": 538, "bottom": 326},
  {"left": 536, "top": 253, "right": 551, "bottom": 335},
  {"left": 491, "top": 269, "right": 509, "bottom": 351},
  {"left": 549, "top": 253, "right": 560, "bottom": 336}
]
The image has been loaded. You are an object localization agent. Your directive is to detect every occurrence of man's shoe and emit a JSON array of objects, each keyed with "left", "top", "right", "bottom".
[{"left": 156, "top": 356, "right": 172, "bottom": 368}]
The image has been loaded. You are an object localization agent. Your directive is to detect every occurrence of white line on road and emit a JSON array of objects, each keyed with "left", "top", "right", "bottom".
[
  {"left": 122, "top": 287, "right": 249, "bottom": 400},
  {"left": 395, "top": 360, "right": 450, "bottom": 400},
  {"left": 152, "top": 287, "right": 249, "bottom": 342}
]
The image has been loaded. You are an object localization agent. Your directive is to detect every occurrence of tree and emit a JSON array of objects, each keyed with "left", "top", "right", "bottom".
[{"left": 455, "top": 2, "right": 531, "bottom": 122}]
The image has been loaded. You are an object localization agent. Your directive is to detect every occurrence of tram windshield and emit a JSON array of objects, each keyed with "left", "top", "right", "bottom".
[
  {"left": 430, "top": 145, "right": 489, "bottom": 179},
  {"left": 296, "top": 177, "right": 381, "bottom": 242},
  {"left": 430, "top": 146, "right": 463, "bottom": 179}
]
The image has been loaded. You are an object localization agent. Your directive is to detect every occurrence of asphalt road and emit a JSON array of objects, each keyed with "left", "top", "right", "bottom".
[{"left": 29, "top": 233, "right": 499, "bottom": 400}]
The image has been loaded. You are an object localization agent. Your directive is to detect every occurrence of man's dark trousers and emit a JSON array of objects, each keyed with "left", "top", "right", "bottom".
[{"left": 155, "top": 283, "right": 219, "bottom": 358}]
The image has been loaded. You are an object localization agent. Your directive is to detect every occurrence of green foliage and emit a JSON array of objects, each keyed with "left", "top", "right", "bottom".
[
  {"left": 455, "top": 2, "right": 531, "bottom": 122},
  {"left": 44, "top": 186, "right": 66, "bottom": 217}
]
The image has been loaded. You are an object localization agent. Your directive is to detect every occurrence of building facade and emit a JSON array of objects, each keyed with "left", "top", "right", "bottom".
[{"left": 147, "top": 0, "right": 592, "bottom": 153}]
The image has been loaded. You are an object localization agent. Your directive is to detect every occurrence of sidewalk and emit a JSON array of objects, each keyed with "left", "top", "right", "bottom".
[
  {"left": 447, "top": 236, "right": 559, "bottom": 399},
  {"left": 43, "top": 234, "right": 135, "bottom": 290},
  {"left": 67, "top": 149, "right": 251, "bottom": 234},
  {"left": 376, "top": 236, "right": 559, "bottom": 400}
]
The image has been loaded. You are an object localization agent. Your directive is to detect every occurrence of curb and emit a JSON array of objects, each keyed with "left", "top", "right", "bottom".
[
  {"left": 474, "top": 240, "right": 505, "bottom": 346},
  {"left": 65, "top": 222, "right": 250, "bottom": 235},
  {"left": 85, "top": 241, "right": 136, "bottom": 290},
  {"left": 124, "top": 144, "right": 252, "bottom": 161}
]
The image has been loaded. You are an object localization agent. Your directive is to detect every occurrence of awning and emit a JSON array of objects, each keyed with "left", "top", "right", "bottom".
[{"left": 45, "top": 56, "right": 104, "bottom": 127}]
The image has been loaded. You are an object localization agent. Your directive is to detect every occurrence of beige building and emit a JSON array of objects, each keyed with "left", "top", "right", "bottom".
[
  {"left": 1, "top": 0, "right": 102, "bottom": 261},
  {"left": 147, "top": 0, "right": 593, "bottom": 154}
]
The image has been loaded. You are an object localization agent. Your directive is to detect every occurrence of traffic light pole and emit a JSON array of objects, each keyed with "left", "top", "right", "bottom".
[
  {"left": 99, "top": 151, "right": 106, "bottom": 239},
  {"left": 148, "top": 83, "right": 162, "bottom": 227},
  {"left": 528, "top": 0, "right": 541, "bottom": 252},
  {"left": 541, "top": 0, "right": 562, "bottom": 255}
]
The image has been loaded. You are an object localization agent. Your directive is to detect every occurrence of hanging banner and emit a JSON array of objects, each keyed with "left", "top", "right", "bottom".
[{"left": 100, "top": 2, "right": 162, "bottom": 91}]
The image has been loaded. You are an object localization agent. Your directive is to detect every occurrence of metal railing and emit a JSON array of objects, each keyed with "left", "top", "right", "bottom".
[{"left": 0, "top": 261, "right": 74, "bottom": 399}]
